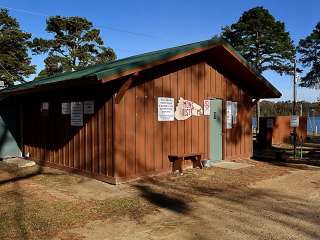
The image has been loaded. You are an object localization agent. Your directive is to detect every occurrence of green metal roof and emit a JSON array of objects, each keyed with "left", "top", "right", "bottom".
[{"left": 0, "top": 38, "right": 281, "bottom": 98}]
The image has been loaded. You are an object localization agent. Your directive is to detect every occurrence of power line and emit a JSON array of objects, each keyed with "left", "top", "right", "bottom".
[
  {"left": 0, "top": 5, "right": 48, "bottom": 17},
  {"left": 0, "top": 4, "right": 164, "bottom": 40},
  {"left": 96, "top": 24, "right": 163, "bottom": 39}
]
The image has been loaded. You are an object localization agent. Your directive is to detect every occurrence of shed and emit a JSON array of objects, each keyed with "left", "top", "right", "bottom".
[
  {"left": 258, "top": 116, "right": 307, "bottom": 146},
  {"left": 0, "top": 38, "right": 281, "bottom": 184}
]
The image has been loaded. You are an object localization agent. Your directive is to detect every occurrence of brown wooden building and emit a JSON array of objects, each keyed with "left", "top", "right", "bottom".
[
  {"left": 258, "top": 116, "right": 307, "bottom": 146},
  {"left": 0, "top": 38, "right": 281, "bottom": 184}
]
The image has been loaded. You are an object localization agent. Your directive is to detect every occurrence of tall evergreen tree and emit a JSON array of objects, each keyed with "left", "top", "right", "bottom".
[
  {"left": 221, "top": 6, "right": 295, "bottom": 133},
  {"left": 0, "top": 9, "right": 35, "bottom": 86},
  {"left": 32, "top": 16, "right": 116, "bottom": 78},
  {"left": 298, "top": 22, "right": 320, "bottom": 88},
  {"left": 221, "top": 6, "right": 295, "bottom": 75}
]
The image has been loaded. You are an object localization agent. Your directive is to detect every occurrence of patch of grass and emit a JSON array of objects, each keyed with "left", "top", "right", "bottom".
[
  {"left": 93, "top": 197, "right": 156, "bottom": 220},
  {"left": 0, "top": 191, "right": 94, "bottom": 240},
  {"left": 0, "top": 186, "right": 156, "bottom": 240},
  {"left": 31, "top": 171, "right": 82, "bottom": 187},
  {"left": 139, "top": 159, "right": 296, "bottom": 199}
]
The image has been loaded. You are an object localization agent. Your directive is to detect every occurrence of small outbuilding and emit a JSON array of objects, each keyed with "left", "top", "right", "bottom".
[
  {"left": 258, "top": 116, "right": 307, "bottom": 146},
  {"left": 0, "top": 38, "right": 281, "bottom": 184}
]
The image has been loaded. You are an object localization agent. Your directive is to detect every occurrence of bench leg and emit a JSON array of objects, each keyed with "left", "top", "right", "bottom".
[
  {"left": 172, "top": 157, "right": 183, "bottom": 173},
  {"left": 192, "top": 155, "right": 203, "bottom": 169}
]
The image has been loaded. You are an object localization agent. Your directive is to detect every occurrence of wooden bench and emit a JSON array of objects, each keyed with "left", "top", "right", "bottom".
[{"left": 168, "top": 153, "right": 203, "bottom": 173}]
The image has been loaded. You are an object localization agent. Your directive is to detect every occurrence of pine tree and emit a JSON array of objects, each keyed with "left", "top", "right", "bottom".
[
  {"left": 32, "top": 16, "right": 116, "bottom": 78},
  {"left": 221, "top": 6, "right": 295, "bottom": 75},
  {"left": 221, "top": 7, "right": 295, "bottom": 132},
  {"left": 0, "top": 9, "right": 35, "bottom": 86},
  {"left": 298, "top": 22, "right": 320, "bottom": 88}
]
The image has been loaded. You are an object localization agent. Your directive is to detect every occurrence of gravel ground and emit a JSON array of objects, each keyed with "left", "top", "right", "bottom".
[{"left": 1, "top": 158, "right": 319, "bottom": 240}]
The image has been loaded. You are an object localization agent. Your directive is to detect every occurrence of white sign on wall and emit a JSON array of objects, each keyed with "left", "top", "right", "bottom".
[
  {"left": 226, "top": 101, "right": 232, "bottom": 129},
  {"left": 71, "top": 102, "right": 83, "bottom": 126},
  {"left": 41, "top": 102, "right": 49, "bottom": 111},
  {"left": 61, "top": 102, "right": 70, "bottom": 115},
  {"left": 232, "top": 102, "right": 238, "bottom": 124},
  {"left": 175, "top": 97, "right": 203, "bottom": 120},
  {"left": 84, "top": 101, "right": 94, "bottom": 114},
  {"left": 203, "top": 100, "right": 210, "bottom": 116},
  {"left": 175, "top": 98, "right": 192, "bottom": 120},
  {"left": 158, "top": 97, "right": 174, "bottom": 121},
  {"left": 290, "top": 115, "right": 299, "bottom": 128}
]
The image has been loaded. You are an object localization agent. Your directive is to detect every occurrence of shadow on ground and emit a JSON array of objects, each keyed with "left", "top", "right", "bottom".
[
  {"left": 1, "top": 157, "right": 320, "bottom": 240},
  {"left": 133, "top": 184, "right": 190, "bottom": 214},
  {"left": 131, "top": 165, "right": 320, "bottom": 239}
]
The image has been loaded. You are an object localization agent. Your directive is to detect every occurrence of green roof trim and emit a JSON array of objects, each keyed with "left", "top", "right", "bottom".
[{"left": 0, "top": 37, "right": 281, "bottom": 98}]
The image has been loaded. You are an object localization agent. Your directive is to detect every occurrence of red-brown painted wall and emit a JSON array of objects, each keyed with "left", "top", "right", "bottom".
[
  {"left": 22, "top": 85, "right": 115, "bottom": 183},
  {"left": 21, "top": 52, "right": 254, "bottom": 184},
  {"left": 258, "top": 116, "right": 307, "bottom": 146},
  {"left": 113, "top": 55, "right": 253, "bottom": 182}
]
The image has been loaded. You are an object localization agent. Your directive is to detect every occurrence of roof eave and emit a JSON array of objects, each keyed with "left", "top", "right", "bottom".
[{"left": 0, "top": 38, "right": 281, "bottom": 99}]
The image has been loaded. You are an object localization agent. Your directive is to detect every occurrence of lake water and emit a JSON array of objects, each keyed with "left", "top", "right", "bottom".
[{"left": 252, "top": 116, "right": 320, "bottom": 134}]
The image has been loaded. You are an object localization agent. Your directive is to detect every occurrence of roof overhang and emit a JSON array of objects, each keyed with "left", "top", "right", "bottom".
[
  {"left": 99, "top": 42, "right": 281, "bottom": 99},
  {"left": 0, "top": 38, "right": 281, "bottom": 99},
  {"left": 209, "top": 43, "right": 281, "bottom": 99}
]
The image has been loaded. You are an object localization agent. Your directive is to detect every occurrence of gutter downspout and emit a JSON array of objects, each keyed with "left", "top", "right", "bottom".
[{"left": 19, "top": 101, "right": 24, "bottom": 158}]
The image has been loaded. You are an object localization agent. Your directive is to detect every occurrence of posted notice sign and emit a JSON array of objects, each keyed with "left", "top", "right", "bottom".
[
  {"left": 158, "top": 97, "right": 174, "bottom": 121},
  {"left": 290, "top": 115, "right": 299, "bottom": 127},
  {"left": 203, "top": 100, "right": 210, "bottom": 115},
  {"left": 226, "top": 101, "right": 232, "bottom": 129},
  {"left": 231, "top": 102, "right": 238, "bottom": 124},
  {"left": 84, "top": 101, "right": 94, "bottom": 114},
  {"left": 61, "top": 102, "right": 70, "bottom": 115},
  {"left": 71, "top": 102, "right": 83, "bottom": 126}
]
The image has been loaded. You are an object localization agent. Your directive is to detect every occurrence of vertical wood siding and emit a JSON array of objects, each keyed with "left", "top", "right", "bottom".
[
  {"left": 21, "top": 52, "right": 254, "bottom": 183},
  {"left": 114, "top": 57, "right": 253, "bottom": 180},
  {"left": 259, "top": 116, "right": 307, "bottom": 145},
  {"left": 23, "top": 89, "right": 114, "bottom": 182}
]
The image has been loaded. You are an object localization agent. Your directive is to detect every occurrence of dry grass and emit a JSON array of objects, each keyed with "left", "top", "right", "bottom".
[
  {"left": 0, "top": 158, "right": 314, "bottom": 240},
  {"left": 0, "top": 196, "right": 154, "bottom": 240},
  {"left": 0, "top": 180, "right": 155, "bottom": 240},
  {"left": 135, "top": 159, "right": 298, "bottom": 198}
]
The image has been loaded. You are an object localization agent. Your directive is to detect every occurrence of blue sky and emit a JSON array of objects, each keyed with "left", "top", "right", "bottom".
[{"left": 1, "top": 0, "right": 319, "bottom": 102}]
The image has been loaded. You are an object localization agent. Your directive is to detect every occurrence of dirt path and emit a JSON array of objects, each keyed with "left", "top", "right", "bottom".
[
  {"left": 57, "top": 169, "right": 320, "bottom": 240},
  {"left": 1, "top": 159, "right": 319, "bottom": 240}
]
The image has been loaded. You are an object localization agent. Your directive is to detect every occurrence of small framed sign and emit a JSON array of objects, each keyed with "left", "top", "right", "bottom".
[
  {"left": 41, "top": 102, "right": 49, "bottom": 111},
  {"left": 84, "top": 101, "right": 94, "bottom": 114},
  {"left": 232, "top": 101, "right": 238, "bottom": 124},
  {"left": 226, "top": 101, "right": 232, "bottom": 129},
  {"left": 290, "top": 115, "right": 299, "bottom": 128},
  {"left": 158, "top": 97, "right": 174, "bottom": 121},
  {"left": 203, "top": 100, "right": 210, "bottom": 116},
  {"left": 71, "top": 102, "right": 83, "bottom": 126},
  {"left": 61, "top": 102, "right": 70, "bottom": 115},
  {"left": 40, "top": 102, "right": 49, "bottom": 116}
]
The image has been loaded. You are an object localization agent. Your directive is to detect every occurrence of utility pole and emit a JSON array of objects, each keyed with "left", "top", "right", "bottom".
[
  {"left": 255, "top": 31, "right": 260, "bottom": 136},
  {"left": 292, "top": 60, "right": 297, "bottom": 159}
]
